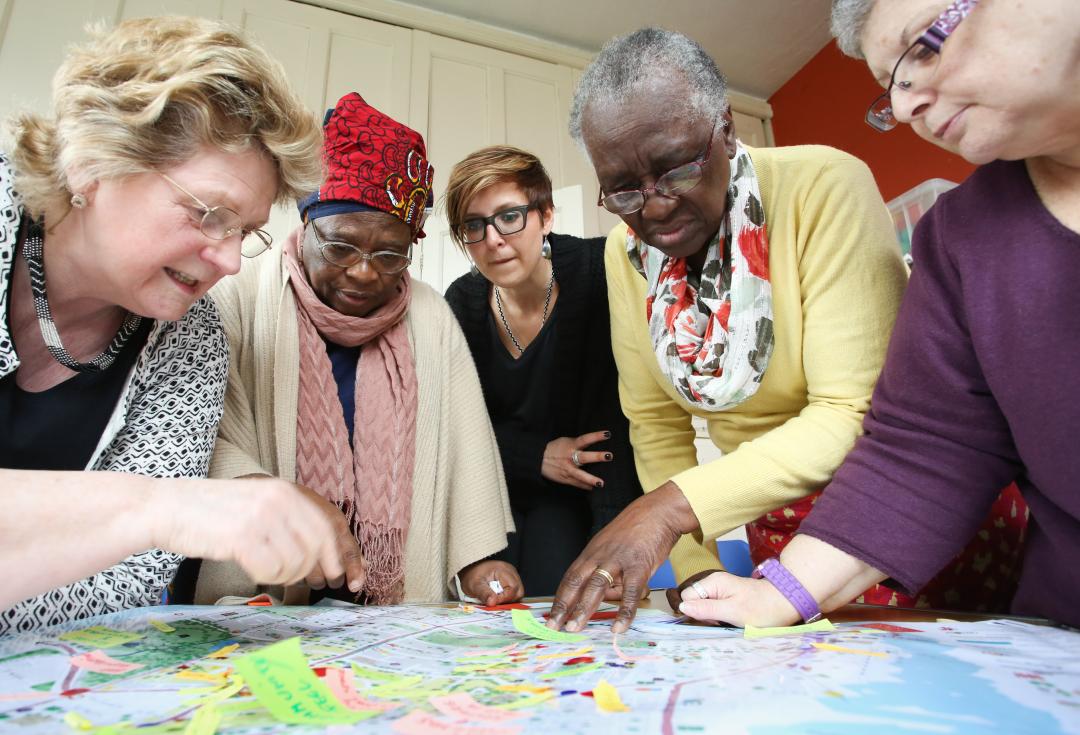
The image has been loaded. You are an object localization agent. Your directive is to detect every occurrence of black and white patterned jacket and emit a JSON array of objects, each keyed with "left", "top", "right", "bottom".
[{"left": 0, "top": 155, "right": 229, "bottom": 634}]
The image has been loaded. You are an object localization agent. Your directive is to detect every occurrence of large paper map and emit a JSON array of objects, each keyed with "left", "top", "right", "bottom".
[{"left": 0, "top": 602, "right": 1077, "bottom": 734}]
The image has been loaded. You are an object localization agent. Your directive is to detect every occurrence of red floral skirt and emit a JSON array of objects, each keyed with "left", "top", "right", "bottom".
[{"left": 745, "top": 483, "right": 1028, "bottom": 612}]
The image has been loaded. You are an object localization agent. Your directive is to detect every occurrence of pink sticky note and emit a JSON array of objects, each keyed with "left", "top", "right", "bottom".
[
  {"left": 392, "top": 710, "right": 523, "bottom": 735},
  {"left": 430, "top": 693, "right": 527, "bottom": 723},
  {"left": 70, "top": 650, "right": 143, "bottom": 675},
  {"left": 323, "top": 667, "right": 399, "bottom": 713}
]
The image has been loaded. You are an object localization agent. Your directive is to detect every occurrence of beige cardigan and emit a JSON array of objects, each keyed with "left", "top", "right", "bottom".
[{"left": 194, "top": 245, "right": 514, "bottom": 604}]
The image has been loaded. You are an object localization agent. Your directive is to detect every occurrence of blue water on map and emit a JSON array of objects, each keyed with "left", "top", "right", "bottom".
[{"left": 750, "top": 635, "right": 1063, "bottom": 735}]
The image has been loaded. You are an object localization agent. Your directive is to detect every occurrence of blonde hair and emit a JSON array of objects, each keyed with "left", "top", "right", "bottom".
[
  {"left": 6, "top": 15, "right": 322, "bottom": 219},
  {"left": 443, "top": 145, "right": 554, "bottom": 253}
]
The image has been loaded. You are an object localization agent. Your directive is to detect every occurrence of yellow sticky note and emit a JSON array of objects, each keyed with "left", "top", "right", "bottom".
[
  {"left": 232, "top": 637, "right": 372, "bottom": 725},
  {"left": 744, "top": 619, "right": 836, "bottom": 639},
  {"left": 536, "top": 646, "right": 593, "bottom": 660},
  {"left": 59, "top": 626, "right": 143, "bottom": 649},
  {"left": 184, "top": 677, "right": 246, "bottom": 707},
  {"left": 64, "top": 712, "right": 94, "bottom": 730},
  {"left": 206, "top": 644, "right": 239, "bottom": 660},
  {"left": 510, "top": 609, "right": 586, "bottom": 643},
  {"left": 593, "top": 679, "right": 629, "bottom": 713},
  {"left": 812, "top": 642, "right": 889, "bottom": 658},
  {"left": 183, "top": 705, "right": 221, "bottom": 735},
  {"left": 149, "top": 618, "right": 175, "bottom": 634},
  {"left": 176, "top": 671, "right": 231, "bottom": 685},
  {"left": 496, "top": 684, "right": 551, "bottom": 694}
]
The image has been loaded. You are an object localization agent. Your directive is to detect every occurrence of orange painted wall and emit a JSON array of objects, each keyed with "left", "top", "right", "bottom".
[{"left": 767, "top": 42, "right": 975, "bottom": 202}]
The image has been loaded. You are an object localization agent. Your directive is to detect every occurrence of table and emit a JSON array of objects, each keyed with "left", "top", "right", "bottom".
[{"left": 0, "top": 597, "right": 1077, "bottom": 734}]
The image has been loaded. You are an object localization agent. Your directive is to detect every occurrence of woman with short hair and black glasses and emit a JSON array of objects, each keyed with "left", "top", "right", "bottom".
[{"left": 444, "top": 145, "right": 643, "bottom": 596}]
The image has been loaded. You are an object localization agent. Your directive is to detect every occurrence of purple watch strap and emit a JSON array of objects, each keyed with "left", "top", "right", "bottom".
[{"left": 751, "top": 558, "right": 822, "bottom": 624}]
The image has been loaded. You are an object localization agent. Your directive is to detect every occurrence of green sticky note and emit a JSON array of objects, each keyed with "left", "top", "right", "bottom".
[
  {"left": 232, "top": 638, "right": 372, "bottom": 725},
  {"left": 743, "top": 618, "right": 835, "bottom": 639},
  {"left": 59, "top": 627, "right": 144, "bottom": 649},
  {"left": 350, "top": 664, "right": 418, "bottom": 685},
  {"left": 510, "top": 609, "right": 586, "bottom": 643},
  {"left": 541, "top": 661, "right": 603, "bottom": 679}
]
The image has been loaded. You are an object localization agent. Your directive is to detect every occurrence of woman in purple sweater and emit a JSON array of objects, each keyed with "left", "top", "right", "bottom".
[{"left": 664, "top": 0, "right": 1080, "bottom": 629}]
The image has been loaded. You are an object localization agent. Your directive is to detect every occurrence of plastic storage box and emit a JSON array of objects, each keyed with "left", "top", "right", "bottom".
[{"left": 887, "top": 178, "right": 957, "bottom": 265}]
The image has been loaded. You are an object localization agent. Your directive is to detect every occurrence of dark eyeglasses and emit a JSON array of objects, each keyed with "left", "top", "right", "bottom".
[
  {"left": 161, "top": 173, "right": 272, "bottom": 257},
  {"left": 866, "top": 0, "right": 979, "bottom": 132},
  {"left": 597, "top": 116, "right": 719, "bottom": 215},
  {"left": 457, "top": 205, "right": 531, "bottom": 245},
  {"left": 307, "top": 219, "right": 412, "bottom": 274}
]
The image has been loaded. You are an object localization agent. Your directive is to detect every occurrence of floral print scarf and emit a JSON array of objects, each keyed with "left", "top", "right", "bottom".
[{"left": 626, "top": 141, "right": 774, "bottom": 410}]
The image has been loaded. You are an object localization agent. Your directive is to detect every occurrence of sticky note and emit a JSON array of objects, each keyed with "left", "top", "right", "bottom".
[
  {"left": 323, "top": 667, "right": 399, "bottom": 713},
  {"left": 743, "top": 618, "right": 835, "bottom": 639},
  {"left": 391, "top": 710, "right": 523, "bottom": 735},
  {"left": 510, "top": 609, "right": 586, "bottom": 643},
  {"left": 536, "top": 646, "right": 593, "bottom": 660},
  {"left": 495, "top": 684, "right": 551, "bottom": 694},
  {"left": 206, "top": 644, "right": 239, "bottom": 659},
  {"left": 350, "top": 663, "right": 415, "bottom": 683},
  {"left": 541, "top": 662, "right": 603, "bottom": 679},
  {"left": 59, "top": 626, "right": 143, "bottom": 649},
  {"left": 430, "top": 693, "right": 527, "bottom": 723},
  {"left": 70, "top": 650, "right": 143, "bottom": 675},
  {"left": 494, "top": 691, "right": 556, "bottom": 711},
  {"left": 64, "top": 712, "right": 94, "bottom": 730},
  {"left": 183, "top": 705, "right": 221, "bottom": 735},
  {"left": 183, "top": 677, "right": 245, "bottom": 708},
  {"left": 176, "top": 670, "right": 231, "bottom": 685},
  {"left": 232, "top": 637, "right": 371, "bottom": 725},
  {"left": 593, "top": 679, "right": 629, "bottom": 713},
  {"left": 149, "top": 618, "right": 175, "bottom": 633},
  {"left": 811, "top": 642, "right": 889, "bottom": 658}
]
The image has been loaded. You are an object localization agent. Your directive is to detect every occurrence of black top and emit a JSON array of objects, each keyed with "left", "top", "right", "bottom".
[
  {"left": 445, "top": 233, "right": 643, "bottom": 534},
  {"left": 485, "top": 300, "right": 558, "bottom": 439},
  {"left": 0, "top": 243, "right": 153, "bottom": 470}
]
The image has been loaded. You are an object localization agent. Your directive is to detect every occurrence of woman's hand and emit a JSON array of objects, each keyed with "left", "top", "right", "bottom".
[
  {"left": 154, "top": 476, "right": 367, "bottom": 591},
  {"left": 675, "top": 571, "right": 800, "bottom": 628},
  {"left": 547, "top": 481, "right": 700, "bottom": 634},
  {"left": 541, "top": 431, "right": 613, "bottom": 490},
  {"left": 458, "top": 560, "right": 524, "bottom": 606}
]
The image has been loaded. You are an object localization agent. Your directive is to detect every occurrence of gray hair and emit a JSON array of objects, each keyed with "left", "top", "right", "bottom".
[
  {"left": 830, "top": 0, "right": 878, "bottom": 58},
  {"left": 568, "top": 28, "right": 728, "bottom": 149}
]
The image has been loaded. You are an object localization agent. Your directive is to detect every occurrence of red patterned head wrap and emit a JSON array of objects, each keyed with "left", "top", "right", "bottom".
[{"left": 298, "top": 92, "right": 434, "bottom": 242}]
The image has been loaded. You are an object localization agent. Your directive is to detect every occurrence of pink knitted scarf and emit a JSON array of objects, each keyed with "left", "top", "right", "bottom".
[{"left": 284, "top": 229, "right": 418, "bottom": 604}]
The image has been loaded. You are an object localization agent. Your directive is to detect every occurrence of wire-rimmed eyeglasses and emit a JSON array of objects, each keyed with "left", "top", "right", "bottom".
[
  {"left": 307, "top": 218, "right": 413, "bottom": 274},
  {"left": 597, "top": 116, "right": 719, "bottom": 215},
  {"left": 866, "top": 0, "right": 980, "bottom": 132},
  {"left": 160, "top": 173, "right": 272, "bottom": 258}
]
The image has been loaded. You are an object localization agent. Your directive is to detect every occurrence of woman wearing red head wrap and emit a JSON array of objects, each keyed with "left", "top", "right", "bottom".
[{"left": 191, "top": 93, "right": 520, "bottom": 606}]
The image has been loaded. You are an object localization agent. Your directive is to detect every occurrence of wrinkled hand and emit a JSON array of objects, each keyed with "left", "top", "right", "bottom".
[
  {"left": 546, "top": 481, "right": 699, "bottom": 634},
  {"left": 541, "top": 431, "right": 612, "bottom": 490},
  {"left": 676, "top": 571, "right": 800, "bottom": 628},
  {"left": 459, "top": 560, "right": 524, "bottom": 606},
  {"left": 157, "top": 476, "right": 366, "bottom": 591}
]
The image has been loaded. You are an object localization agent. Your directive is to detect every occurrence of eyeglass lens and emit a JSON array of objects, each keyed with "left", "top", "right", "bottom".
[
  {"left": 310, "top": 222, "right": 411, "bottom": 273},
  {"left": 460, "top": 206, "right": 529, "bottom": 244}
]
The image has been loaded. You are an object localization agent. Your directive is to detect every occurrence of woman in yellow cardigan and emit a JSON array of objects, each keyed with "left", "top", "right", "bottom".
[{"left": 549, "top": 28, "right": 919, "bottom": 633}]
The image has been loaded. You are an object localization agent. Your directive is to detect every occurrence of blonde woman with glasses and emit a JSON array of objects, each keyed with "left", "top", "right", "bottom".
[{"left": 0, "top": 17, "right": 368, "bottom": 633}]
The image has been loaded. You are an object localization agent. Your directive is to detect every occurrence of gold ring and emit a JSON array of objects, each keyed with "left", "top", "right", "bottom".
[{"left": 594, "top": 567, "right": 615, "bottom": 587}]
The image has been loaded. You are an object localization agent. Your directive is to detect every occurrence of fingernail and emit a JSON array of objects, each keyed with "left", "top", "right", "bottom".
[
  {"left": 612, "top": 620, "right": 628, "bottom": 634},
  {"left": 565, "top": 621, "right": 579, "bottom": 632},
  {"left": 349, "top": 581, "right": 361, "bottom": 592},
  {"left": 595, "top": 480, "right": 603, "bottom": 488},
  {"left": 604, "top": 452, "right": 613, "bottom": 461},
  {"left": 603, "top": 431, "right": 611, "bottom": 438}
]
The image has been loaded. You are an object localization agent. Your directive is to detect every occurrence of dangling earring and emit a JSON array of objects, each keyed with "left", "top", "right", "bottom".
[
  {"left": 70, "top": 192, "right": 87, "bottom": 209},
  {"left": 540, "top": 236, "right": 552, "bottom": 260}
]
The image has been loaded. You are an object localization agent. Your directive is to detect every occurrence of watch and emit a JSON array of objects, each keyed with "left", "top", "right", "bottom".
[{"left": 751, "top": 558, "right": 823, "bottom": 624}]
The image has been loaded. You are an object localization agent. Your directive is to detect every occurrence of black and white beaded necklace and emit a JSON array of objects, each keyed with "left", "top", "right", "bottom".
[{"left": 23, "top": 219, "right": 143, "bottom": 373}]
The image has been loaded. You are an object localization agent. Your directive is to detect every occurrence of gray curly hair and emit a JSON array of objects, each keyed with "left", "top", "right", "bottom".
[
  {"left": 568, "top": 28, "right": 728, "bottom": 150},
  {"left": 830, "top": 0, "right": 879, "bottom": 58}
]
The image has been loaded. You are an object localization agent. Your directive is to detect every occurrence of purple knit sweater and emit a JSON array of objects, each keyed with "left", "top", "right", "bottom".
[{"left": 801, "top": 159, "right": 1080, "bottom": 627}]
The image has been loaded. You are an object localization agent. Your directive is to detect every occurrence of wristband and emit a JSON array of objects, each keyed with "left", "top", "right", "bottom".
[{"left": 751, "top": 558, "right": 822, "bottom": 624}]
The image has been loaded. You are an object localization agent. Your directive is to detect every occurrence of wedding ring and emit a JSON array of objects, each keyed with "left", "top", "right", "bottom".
[
  {"left": 571, "top": 450, "right": 582, "bottom": 468},
  {"left": 690, "top": 581, "right": 709, "bottom": 600},
  {"left": 593, "top": 567, "right": 616, "bottom": 587}
]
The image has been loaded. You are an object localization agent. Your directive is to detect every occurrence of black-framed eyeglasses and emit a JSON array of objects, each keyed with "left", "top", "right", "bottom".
[
  {"left": 160, "top": 173, "right": 273, "bottom": 258},
  {"left": 457, "top": 205, "right": 532, "bottom": 245},
  {"left": 597, "top": 116, "right": 719, "bottom": 215},
  {"left": 866, "top": 0, "right": 980, "bottom": 132},
  {"left": 307, "top": 218, "right": 413, "bottom": 274}
]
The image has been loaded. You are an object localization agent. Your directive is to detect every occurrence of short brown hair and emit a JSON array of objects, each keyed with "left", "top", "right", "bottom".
[
  {"left": 443, "top": 145, "right": 553, "bottom": 252},
  {"left": 6, "top": 16, "right": 322, "bottom": 219}
]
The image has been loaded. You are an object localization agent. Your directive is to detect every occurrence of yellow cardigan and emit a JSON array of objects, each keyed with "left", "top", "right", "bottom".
[{"left": 607, "top": 145, "right": 908, "bottom": 579}]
